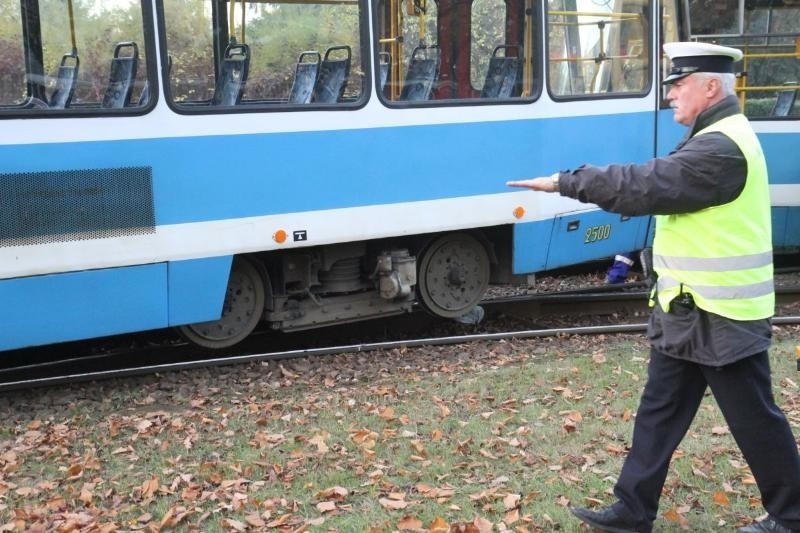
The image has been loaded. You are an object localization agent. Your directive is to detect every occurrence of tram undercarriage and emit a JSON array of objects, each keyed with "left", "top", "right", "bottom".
[{"left": 179, "top": 231, "right": 499, "bottom": 349}]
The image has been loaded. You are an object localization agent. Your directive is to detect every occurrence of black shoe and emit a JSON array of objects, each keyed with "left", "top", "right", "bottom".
[
  {"left": 739, "top": 516, "right": 798, "bottom": 533},
  {"left": 571, "top": 506, "right": 639, "bottom": 532}
]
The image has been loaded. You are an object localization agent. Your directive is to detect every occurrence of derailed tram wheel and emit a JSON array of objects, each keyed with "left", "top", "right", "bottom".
[
  {"left": 417, "top": 232, "right": 490, "bottom": 318},
  {"left": 179, "top": 256, "right": 266, "bottom": 349}
]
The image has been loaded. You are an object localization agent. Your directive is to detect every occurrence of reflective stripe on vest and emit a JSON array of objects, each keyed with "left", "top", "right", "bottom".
[{"left": 652, "top": 113, "right": 774, "bottom": 320}]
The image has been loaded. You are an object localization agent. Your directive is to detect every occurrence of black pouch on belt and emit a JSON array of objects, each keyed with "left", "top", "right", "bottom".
[{"left": 669, "top": 288, "right": 695, "bottom": 315}]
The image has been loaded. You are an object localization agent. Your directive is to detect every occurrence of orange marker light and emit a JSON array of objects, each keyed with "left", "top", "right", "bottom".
[
  {"left": 513, "top": 206, "right": 525, "bottom": 219},
  {"left": 273, "top": 229, "right": 287, "bottom": 244}
]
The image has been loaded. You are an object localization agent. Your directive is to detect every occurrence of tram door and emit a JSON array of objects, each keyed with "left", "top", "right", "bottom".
[{"left": 535, "top": 0, "right": 655, "bottom": 272}]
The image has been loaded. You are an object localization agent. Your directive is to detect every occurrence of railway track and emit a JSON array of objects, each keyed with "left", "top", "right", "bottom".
[{"left": 2, "top": 283, "right": 799, "bottom": 393}]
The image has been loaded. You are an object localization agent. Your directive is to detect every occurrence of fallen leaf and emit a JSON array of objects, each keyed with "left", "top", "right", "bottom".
[
  {"left": 397, "top": 516, "right": 423, "bottom": 530},
  {"left": 428, "top": 516, "right": 450, "bottom": 532},
  {"left": 316, "top": 501, "right": 336, "bottom": 513},
  {"left": 221, "top": 518, "right": 247, "bottom": 532},
  {"left": 379, "top": 497, "right": 408, "bottom": 510},
  {"left": 315, "top": 486, "right": 348, "bottom": 501},
  {"left": 473, "top": 516, "right": 493, "bottom": 532},
  {"left": 309, "top": 434, "right": 329, "bottom": 454},
  {"left": 141, "top": 476, "right": 159, "bottom": 499},
  {"left": 503, "top": 493, "right": 520, "bottom": 510},
  {"left": 713, "top": 491, "right": 730, "bottom": 506}
]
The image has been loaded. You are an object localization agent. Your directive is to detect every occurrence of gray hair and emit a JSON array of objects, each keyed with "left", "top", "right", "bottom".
[{"left": 694, "top": 72, "right": 737, "bottom": 96}]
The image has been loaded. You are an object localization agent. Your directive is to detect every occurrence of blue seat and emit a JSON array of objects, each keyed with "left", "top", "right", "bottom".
[
  {"left": 771, "top": 87, "right": 797, "bottom": 117},
  {"left": 312, "top": 45, "right": 352, "bottom": 103},
  {"left": 102, "top": 42, "right": 139, "bottom": 108},
  {"left": 399, "top": 45, "right": 440, "bottom": 101},
  {"left": 49, "top": 52, "right": 79, "bottom": 109},
  {"left": 288, "top": 51, "right": 321, "bottom": 104},
  {"left": 212, "top": 43, "right": 250, "bottom": 106},
  {"left": 480, "top": 45, "right": 522, "bottom": 99}
]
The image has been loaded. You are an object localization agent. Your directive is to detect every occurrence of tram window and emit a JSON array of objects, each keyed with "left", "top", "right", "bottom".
[
  {"left": 0, "top": 9, "right": 26, "bottom": 107},
  {"left": 470, "top": 0, "right": 507, "bottom": 89},
  {"left": 547, "top": 0, "right": 651, "bottom": 98},
  {"left": 161, "top": 0, "right": 366, "bottom": 111},
  {"left": 0, "top": 0, "right": 153, "bottom": 116},
  {"left": 688, "top": 0, "right": 800, "bottom": 119},
  {"left": 374, "top": 0, "right": 537, "bottom": 104}
]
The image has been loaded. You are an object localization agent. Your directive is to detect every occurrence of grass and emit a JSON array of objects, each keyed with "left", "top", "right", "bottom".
[{"left": 0, "top": 330, "right": 797, "bottom": 531}]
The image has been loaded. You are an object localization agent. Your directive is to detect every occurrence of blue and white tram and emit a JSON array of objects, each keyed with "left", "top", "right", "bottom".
[{"left": 0, "top": 0, "right": 797, "bottom": 351}]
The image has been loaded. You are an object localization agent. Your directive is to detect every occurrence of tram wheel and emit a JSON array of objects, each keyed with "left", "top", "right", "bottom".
[
  {"left": 179, "top": 256, "right": 266, "bottom": 349},
  {"left": 417, "top": 232, "right": 490, "bottom": 318}
]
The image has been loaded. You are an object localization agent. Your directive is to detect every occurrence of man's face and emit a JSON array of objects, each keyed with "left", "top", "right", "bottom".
[{"left": 666, "top": 74, "right": 714, "bottom": 126}]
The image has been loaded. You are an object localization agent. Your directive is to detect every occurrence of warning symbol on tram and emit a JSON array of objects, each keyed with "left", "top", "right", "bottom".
[{"left": 293, "top": 230, "right": 308, "bottom": 242}]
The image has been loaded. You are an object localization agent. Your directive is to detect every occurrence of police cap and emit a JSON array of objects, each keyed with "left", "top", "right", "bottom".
[{"left": 663, "top": 41, "right": 743, "bottom": 84}]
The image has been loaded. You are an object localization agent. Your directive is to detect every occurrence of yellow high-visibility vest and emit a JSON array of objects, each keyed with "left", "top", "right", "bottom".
[{"left": 653, "top": 113, "right": 774, "bottom": 320}]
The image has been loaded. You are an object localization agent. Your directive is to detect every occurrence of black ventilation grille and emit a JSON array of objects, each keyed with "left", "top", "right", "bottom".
[{"left": 0, "top": 166, "right": 155, "bottom": 247}]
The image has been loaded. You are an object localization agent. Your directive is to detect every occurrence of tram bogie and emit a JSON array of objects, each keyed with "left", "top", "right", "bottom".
[{"left": 262, "top": 241, "right": 420, "bottom": 332}]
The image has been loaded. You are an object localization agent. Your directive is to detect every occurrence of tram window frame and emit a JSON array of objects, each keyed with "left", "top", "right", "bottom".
[
  {"left": 372, "top": 0, "right": 543, "bottom": 108},
  {"left": 0, "top": 8, "right": 27, "bottom": 108},
  {"left": 156, "top": 0, "right": 371, "bottom": 115},
  {"left": 658, "top": 0, "right": 686, "bottom": 110},
  {"left": 0, "top": 0, "right": 158, "bottom": 119},
  {"left": 545, "top": 0, "right": 653, "bottom": 102}
]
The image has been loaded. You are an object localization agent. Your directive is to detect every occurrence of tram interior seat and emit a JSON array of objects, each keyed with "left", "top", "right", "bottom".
[
  {"left": 24, "top": 94, "right": 49, "bottom": 109},
  {"left": 49, "top": 52, "right": 80, "bottom": 109},
  {"left": 101, "top": 41, "right": 139, "bottom": 108},
  {"left": 399, "top": 45, "right": 440, "bottom": 101},
  {"left": 312, "top": 45, "right": 352, "bottom": 103},
  {"left": 212, "top": 43, "right": 250, "bottom": 106},
  {"left": 480, "top": 45, "right": 522, "bottom": 99},
  {"left": 379, "top": 51, "right": 390, "bottom": 92},
  {"left": 288, "top": 51, "right": 321, "bottom": 104},
  {"left": 771, "top": 86, "right": 797, "bottom": 117}
]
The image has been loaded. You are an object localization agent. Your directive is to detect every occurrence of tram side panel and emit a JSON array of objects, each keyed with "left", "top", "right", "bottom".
[{"left": 760, "top": 131, "right": 800, "bottom": 249}]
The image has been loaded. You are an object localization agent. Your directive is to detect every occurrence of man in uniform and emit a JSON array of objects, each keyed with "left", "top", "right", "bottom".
[{"left": 507, "top": 42, "right": 800, "bottom": 532}]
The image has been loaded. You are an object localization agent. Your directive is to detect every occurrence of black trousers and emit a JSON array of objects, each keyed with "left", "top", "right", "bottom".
[{"left": 612, "top": 348, "right": 800, "bottom": 532}]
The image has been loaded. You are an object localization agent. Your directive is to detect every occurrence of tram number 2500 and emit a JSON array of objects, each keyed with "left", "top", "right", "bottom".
[{"left": 584, "top": 224, "right": 612, "bottom": 243}]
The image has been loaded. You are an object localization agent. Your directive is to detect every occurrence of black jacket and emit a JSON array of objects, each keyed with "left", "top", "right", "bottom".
[{"left": 558, "top": 95, "right": 747, "bottom": 216}]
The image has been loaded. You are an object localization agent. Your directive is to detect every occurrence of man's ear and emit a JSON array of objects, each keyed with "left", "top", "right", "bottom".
[{"left": 707, "top": 77, "right": 721, "bottom": 97}]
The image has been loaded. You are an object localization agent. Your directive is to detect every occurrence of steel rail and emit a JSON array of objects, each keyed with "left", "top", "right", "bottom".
[{"left": 2, "top": 317, "right": 800, "bottom": 393}]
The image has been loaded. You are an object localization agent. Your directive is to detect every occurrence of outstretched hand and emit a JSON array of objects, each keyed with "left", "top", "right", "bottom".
[{"left": 506, "top": 176, "right": 559, "bottom": 193}]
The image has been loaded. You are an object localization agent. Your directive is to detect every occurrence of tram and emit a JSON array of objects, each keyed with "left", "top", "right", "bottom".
[{"left": 0, "top": 0, "right": 797, "bottom": 351}]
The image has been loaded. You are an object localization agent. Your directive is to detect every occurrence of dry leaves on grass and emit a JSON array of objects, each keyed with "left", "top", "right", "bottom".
[{"left": 0, "top": 332, "right": 797, "bottom": 530}]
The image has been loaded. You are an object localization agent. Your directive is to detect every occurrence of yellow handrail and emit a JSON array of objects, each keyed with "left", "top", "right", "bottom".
[
  {"left": 66, "top": 0, "right": 77, "bottom": 55},
  {"left": 229, "top": 0, "right": 246, "bottom": 44},
  {"left": 737, "top": 85, "right": 800, "bottom": 92},
  {"left": 522, "top": 0, "right": 533, "bottom": 97},
  {"left": 548, "top": 10, "right": 641, "bottom": 20}
]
